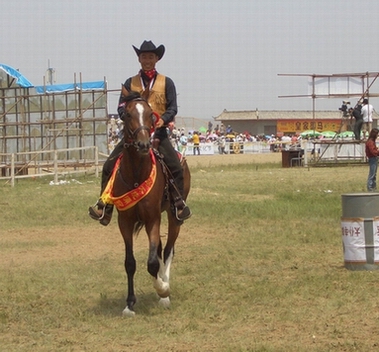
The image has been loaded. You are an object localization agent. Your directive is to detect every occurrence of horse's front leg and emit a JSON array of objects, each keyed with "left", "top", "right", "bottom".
[
  {"left": 119, "top": 218, "right": 137, "bottom": 317},
  {"left": 123, "top": 242, "right": 136, "bottom": 316}
]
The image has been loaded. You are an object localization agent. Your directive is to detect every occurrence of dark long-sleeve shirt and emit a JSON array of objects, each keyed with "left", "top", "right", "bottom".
[{"left": 365, "top": 139, "right": 379, "bottom": 158}]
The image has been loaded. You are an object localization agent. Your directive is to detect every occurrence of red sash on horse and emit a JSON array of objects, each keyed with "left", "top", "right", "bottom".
[{"left": 101, "top": 149, "right": 157, "bottom": 211}]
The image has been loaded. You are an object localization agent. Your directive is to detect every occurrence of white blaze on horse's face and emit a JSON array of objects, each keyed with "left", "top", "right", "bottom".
[{"left": 136, "top": 102, "right": 145, "bottom": 127}]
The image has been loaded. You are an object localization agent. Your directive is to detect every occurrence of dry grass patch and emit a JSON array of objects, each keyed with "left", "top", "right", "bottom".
[{"left": 2, "top": 154, "right": 379, "bottom": 351}]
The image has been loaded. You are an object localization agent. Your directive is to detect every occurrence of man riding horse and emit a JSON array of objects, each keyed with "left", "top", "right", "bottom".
[{"left": 89, "top": 40, "right": 191, "bottom": 225}]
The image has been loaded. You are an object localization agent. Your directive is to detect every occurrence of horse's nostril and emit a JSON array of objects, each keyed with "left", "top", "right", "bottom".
[{"left": 138, "top": 141, "right": 150, "bottom": 151}]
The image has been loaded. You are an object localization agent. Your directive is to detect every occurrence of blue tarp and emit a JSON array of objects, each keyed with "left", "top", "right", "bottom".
[
  {"left": 0, "top": 63, "right": 105, "bottom": 93},
  {"left": 0, "top": 63, "right": 34, "bottom": 88},
  {"left": 34, "top": 81, "right": 105, "bottom": 94}
]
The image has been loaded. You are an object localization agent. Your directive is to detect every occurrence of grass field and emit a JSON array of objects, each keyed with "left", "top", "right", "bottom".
[{"left": 2, "top": 153, "right": 379, "bottom": 351}]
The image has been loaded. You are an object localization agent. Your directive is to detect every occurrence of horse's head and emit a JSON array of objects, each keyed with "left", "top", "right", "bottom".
[{"left": 120, "top": 85, "right": 155, "bottom": 155}]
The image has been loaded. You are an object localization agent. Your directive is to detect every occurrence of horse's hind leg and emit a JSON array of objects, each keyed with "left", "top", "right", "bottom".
[
  {"left": 157, "top": 214, "right": 181, "bottom": 308},
  {"left": 145, "top": 221, "right": 171, "bottom": 299},
  {"left": 149, "top": 242, "right": 170, "bottom": 298},
  {"left": 157, "top": 247, "right": 174, "bottom": 308}
]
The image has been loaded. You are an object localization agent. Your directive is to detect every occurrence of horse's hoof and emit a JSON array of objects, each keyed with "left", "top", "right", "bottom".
[
  {"left": 159, "top": 297, "right": 171, "bottom": 308},
  {"left": 122, "top": 307, "right": 136, "bottom": 317}
]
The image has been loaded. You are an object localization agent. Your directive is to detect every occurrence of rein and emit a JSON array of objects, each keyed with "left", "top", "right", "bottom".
[
  {"left": 123, "top": 125, "right": 151, "bottom": 150},
  {"left": 122, "top": 97, "right": 154, "bottom": 151},
  {"left": 119, "top": 95, "right": 156, "bottom": 190}
]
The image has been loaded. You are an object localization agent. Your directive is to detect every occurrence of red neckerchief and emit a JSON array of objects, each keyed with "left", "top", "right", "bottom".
[{"left": 143, "top": 69, "right": 156, "bottom": 80}]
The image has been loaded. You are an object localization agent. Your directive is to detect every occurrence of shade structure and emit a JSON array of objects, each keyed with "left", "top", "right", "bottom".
[
  {"left": 321, "top": 130, "right": 337, "bottom": 138},
  {"left": 300, "top": 130, "right": 322, "bottom": 138},
  {"left": 338, "top": 131, "right": 354, "bottom": 138}
]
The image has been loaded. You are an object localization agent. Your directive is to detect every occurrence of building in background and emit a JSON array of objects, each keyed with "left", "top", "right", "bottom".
[{"left": 213, "top": 109, "right": 361, "bottom": 136}]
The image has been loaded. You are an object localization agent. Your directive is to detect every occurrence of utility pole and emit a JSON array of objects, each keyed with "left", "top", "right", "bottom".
[{"left": 46, "top": 59, "right": 55, "bottom": 85}]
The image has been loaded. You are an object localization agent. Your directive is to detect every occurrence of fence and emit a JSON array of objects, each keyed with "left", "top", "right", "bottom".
[
  {"left": 1, "top": 140, "right": 369, "bottom": 187},
  {"left": 1, "top": 146, "right": 103, "bottom": 187}
]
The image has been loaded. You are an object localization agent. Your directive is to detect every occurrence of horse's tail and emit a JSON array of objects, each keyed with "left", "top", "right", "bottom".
[{"left": 133, "top": 221, "right": 144, "bottom": 237}]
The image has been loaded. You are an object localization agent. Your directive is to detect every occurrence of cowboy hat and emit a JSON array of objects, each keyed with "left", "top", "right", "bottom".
[{"left": 132, "top": 40, "right": 165, "bottom": 60}]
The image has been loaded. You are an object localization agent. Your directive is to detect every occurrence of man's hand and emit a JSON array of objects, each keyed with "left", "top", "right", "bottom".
[
  {"left": 118, "top": 102, "right": 126, "bottom": 121},
  {"left": 155, "top": 118, "right": 165, "bottom": 129}
]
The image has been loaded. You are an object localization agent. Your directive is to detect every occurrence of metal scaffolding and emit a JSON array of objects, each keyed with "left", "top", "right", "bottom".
[
  {"left": 0, "top": 69, "right": 109, "bottom": 177},
  {"left": 278, "top": 71, "right": 379, "bottom": 117},
  {"left": 278, "top": 71, "right": 379, "bottom": 166}
]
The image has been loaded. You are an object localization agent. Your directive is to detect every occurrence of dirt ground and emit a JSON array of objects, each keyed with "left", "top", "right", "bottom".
[{"left": 2, "top": 153, "right": 281, "bottom": 268}]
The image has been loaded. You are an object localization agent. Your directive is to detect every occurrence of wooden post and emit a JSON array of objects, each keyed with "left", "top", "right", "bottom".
[
  {"left": 54, "top": 150, "right": 58, "bottom": 184},
  {"left": 95, "top": 146, "right": 99, "bottom": 178},
  {"left": 11, "top": 153, "right": 15, "bottom": 187}
]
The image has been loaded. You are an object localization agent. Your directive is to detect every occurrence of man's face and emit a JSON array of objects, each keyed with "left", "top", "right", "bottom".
[{"left": 138, "top": 52, "right": 159, "bottom": 71}]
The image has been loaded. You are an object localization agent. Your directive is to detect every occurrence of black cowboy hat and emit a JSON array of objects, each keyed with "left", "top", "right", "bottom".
[{"left": 132, "top": 40, "right": 165, "bottom": 60}]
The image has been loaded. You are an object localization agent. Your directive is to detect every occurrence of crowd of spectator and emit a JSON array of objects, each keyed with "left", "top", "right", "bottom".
[
  {"left": 108, "top": 118, "right": 312, "bottom": 154},
  {"left": 168, "top": 122, "right": 306, "bottom": 154},
  {"left": 108, "top": 117, "right": 123, "bottom": 151}
]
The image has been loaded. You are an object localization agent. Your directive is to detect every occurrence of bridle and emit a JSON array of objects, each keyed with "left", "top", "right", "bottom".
[
  {"left": 122, "top": 98, "right": 154, "bottom": 150},
  {"left": 118, "top": 97, "right": 156, "bottom": 188}
]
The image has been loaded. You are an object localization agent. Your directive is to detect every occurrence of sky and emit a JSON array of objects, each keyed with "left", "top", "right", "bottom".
[{"left": 2, "top": 0, "right": 379, "bottom": 120}]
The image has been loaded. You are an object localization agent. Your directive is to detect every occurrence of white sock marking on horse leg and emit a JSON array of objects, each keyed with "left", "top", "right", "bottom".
[
  {"left": 161, "top": 249, "right": 174, "bottom": 283},
  {"left": 158, "top": 257, "right": 165, "bottom": 281},
  {"left": 153, "top": 249, "right": 173, "bottom": 298},
  {"left": 122, "top": 306, "right": 136, "bottom": 317}
]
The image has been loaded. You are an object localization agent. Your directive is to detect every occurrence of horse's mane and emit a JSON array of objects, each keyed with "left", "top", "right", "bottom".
[{"left": 120, "top": 90, "right": 143, "bottom": 104}]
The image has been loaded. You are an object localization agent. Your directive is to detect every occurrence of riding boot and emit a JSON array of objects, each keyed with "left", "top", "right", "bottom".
[
  {"left": 88, "top": 140, "right": 123, "bottom": 226},
  {"left": 173, "top": 195, "right": 192, "bottom": 222},
  {"left": 169, "top": 171, "right": 191, "bottom": 221},
  {"left": 158, "top": 137, "right": 192, "bottom": 222},
  {"left": 88, "top": 199, "right": 114, "bottom": 226}
]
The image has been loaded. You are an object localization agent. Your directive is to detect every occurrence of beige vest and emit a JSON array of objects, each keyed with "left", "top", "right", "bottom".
[{"left": 131, "top": 74, "right": 166, "bottom": 116}]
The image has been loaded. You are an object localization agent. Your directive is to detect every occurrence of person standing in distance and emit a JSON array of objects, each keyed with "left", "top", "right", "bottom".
[
  {"left": 192, "top": 131, "right": 200, "bottom": 155},
  {"left": 361, "top": 98, "right": 374, "bottom": 140},
  {"left": 365, "top": 128, "right": 379, "bottom": 192},
  {"left": 350, "top": 102, "right": 363, "bottom": 141}
]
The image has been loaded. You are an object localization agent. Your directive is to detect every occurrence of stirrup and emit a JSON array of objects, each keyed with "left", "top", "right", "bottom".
[
  {"left": 175, "top": 201, "right": 192, "bottom": 222},
  {"left": 88, "top": 205, "right": 103, "bottom": 220},
  {"left": 88, "top": 201, "right": 113, "bottom": 226}
]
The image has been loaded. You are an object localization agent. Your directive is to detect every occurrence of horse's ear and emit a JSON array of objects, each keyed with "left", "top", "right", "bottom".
[
  {"left": 121, "top": 84, "right": 129, "bottom": 97},
  {"left": 141, "top": 87, "right": 150, "bottom": 101}
]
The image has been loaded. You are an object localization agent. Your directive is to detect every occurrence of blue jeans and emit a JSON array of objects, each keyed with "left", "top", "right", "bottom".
[{"left": 367, "top": 157, "right": 378, "bottom": 191}]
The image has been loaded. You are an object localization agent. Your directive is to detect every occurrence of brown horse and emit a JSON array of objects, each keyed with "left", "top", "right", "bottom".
[{"left": 111, "top": 86, "right": 190, "bottom": 316}]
